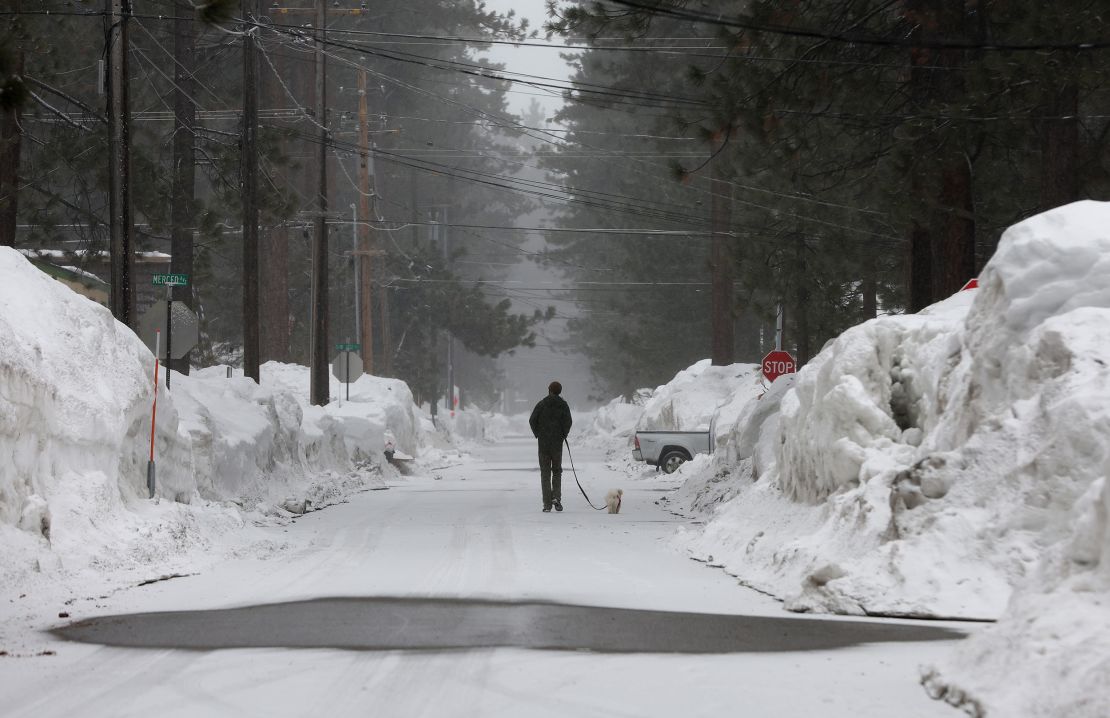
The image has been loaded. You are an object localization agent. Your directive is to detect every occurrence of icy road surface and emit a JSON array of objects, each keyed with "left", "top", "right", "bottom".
[{"left": 2, "top": 436, "right": 967, "bottom": 717}]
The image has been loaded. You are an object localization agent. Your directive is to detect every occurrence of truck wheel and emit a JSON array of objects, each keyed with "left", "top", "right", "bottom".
[{"left": 660, "top": 450, "right": 689, "bottom": 474}]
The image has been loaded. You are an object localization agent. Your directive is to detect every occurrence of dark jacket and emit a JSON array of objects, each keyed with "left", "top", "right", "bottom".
[{"left": 529, "top": 394, "right": 572, "bottom": 449}]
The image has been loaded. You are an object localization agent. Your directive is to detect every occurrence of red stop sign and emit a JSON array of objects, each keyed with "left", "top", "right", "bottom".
[{"left": 762, "top": 350, "right": 797, "bottom": 382}]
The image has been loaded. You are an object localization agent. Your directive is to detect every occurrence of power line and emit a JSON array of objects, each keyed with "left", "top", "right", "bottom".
[
  {"left": 283, "top": 37, "right": 905, "bottom": 237},
  {"left": 605, "top": 0, "right": 1110, "bottom": 52}
]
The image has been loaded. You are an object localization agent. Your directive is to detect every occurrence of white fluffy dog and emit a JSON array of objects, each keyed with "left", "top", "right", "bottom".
[{"left": 605, "top": 488, "right": 623, "bottom": 514}]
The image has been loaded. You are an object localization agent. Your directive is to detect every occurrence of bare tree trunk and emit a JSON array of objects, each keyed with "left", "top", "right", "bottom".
[
  {"left": 1040, "top": 81, "right": 1080, "bottom": 212},
  {"left": 0, "top": 47, "right": 22, "bottom": 247},
  {"left": 258, "top": 21, "right": 294, "bottom": 364},
  {"left": 0, "top": 0, "right": 22, "bottom": 248},
  {"left": 106, "top": 0, "right": 135, "bottom": 327},
  {"left": 169, "top": 4, "right": 195, "bottom": 375},
  {"left": 241, "top": 0, "right": 260, "bottom": 383},
  {"left": 709, "top": 168, "right": 734, "bottom": 366},
  {"left": 905, "top": 0, "right": 934, "bottom": 313},
  {"left": 932, "top": 1, "right": 976, "bottom": 300},
  {"left": 793, "top": 235, "right": 810, "bottom": 365},
  {"left": 862, "top": 251, "right": 877, "bottom": 318},
  {"left": 904, "top": 0, "right": 975, "bottom": 309},
  {"left": 934, "top": 153, "right": 976, "bottom": 297},
  {"left": 260, "top": 226, "right": 290, "bottom": 362}
]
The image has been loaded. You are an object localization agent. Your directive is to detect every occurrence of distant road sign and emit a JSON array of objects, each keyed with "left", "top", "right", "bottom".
[
  {"left": 332, "top": 351, "right": 363, "bottom": 383},
  {"left": 138, "top": 301, "right": 199, "bottom": 360},
  {"left": 335, "top": 342, "right": 361, "bottom": 352},
  {"left": 761, "top": 350, "right": 797, "bottom": 383},
  {"left": 152, "top": 273, "right": 189, "bottom": 286}
]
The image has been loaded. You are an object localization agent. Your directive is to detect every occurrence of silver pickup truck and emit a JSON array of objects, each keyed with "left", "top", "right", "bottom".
[{"left": 632, "top": 421, "right": 714, "bottom": 473}]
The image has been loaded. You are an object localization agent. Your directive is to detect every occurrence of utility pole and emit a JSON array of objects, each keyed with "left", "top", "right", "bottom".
[
  {"left": 356, "top": 68, "right": 374, "bottom": 375},
  {"left": 439, "top": 207, "right": 454, "bottom": 416},
  {"left": 309, "top": 0, "right": 330, "bottom": 406},
  {"left": 709, "top": 165, "right": 734, "bottom": 366},
  {"left": 169, "top": 0, "right": 196, "bottom": 376},
  {"left": 106, "top": 0, "right": 134, "bottom": 326},
  {"left": 241, "top": 0, "right": 260, "bottom": 383},
  {"left": 379, "top": 270, "right": 392, "bottom": 376}
]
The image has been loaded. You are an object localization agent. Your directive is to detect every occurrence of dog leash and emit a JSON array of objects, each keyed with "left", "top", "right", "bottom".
[{"left": 564, "top": 439, "right": 608, "bottom": 511}]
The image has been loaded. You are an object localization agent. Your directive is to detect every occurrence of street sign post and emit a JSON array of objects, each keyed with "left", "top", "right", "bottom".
[
  {"left": 139, "top": 301, "right": 199, "bottom": 361},
  {"left": 761, "top": 350, "right": 797, "bottom": 383},
  {"left": 332, "top": 350, "right": 364, "bottom": 401},
  {"left": 149, "top": 274, "right": 190, "bottom": 390}
]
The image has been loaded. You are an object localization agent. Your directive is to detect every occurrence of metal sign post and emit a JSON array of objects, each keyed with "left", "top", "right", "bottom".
[
  {"left": 152, "top": 273, "right": 189, "bottom": 389},
  {"left": 332, "top": 343, "right": 363, "bottom": 402}
]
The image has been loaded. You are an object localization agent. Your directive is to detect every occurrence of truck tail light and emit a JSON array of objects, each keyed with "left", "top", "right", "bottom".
[{"left": 634, "top": 435, "right": 640, "bottom": 449}]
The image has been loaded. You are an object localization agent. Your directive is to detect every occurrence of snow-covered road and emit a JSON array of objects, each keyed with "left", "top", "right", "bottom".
[{"left": 2, "top": 435, "right": 968, "bottom": 717}]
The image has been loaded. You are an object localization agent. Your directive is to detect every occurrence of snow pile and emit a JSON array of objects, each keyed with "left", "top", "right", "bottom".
[
  {"left": 636, "top": 360, "right": 764, "bottom": 449},
  {"left": 583, "top": 361, "right": 765, "bottom": 482},
  {"left": 673, "top": 202, "right": 1110, "bottom": 716},
  {"left": 169, "top": 364, "right": 417, "bottom": 509},
  {"left": 586, "top": 389, "right": 653, "bottom": 442},
  {"left": 0, "top": 248, "right": 193, "bottom": 556},
  {"left": 919, "top": 204, "right": 1110, "bottom": 717},
  {"left": 444, "top": 408, "right": 502, "bottom": 445},
  {"left": 260, "top": 361, "right": 421, "bottom": 458},
  {"left": 0, "top": 248, "right": 419, "bottom": 595},
  {"left": 682, "top": 291, "right": 989, "bottom": 615}
]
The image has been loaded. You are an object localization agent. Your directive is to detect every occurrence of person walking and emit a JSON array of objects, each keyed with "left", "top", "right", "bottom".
[{"left": 529, "top": 381, "right": 573, "bottom": 512}]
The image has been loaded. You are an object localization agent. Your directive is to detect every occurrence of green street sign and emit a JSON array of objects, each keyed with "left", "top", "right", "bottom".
[
  {"left": 153, "top": 273, "right": 189, "bottom": 286},
  {"left": 335, "top": 343, "right": 361, "bottom": 351}
]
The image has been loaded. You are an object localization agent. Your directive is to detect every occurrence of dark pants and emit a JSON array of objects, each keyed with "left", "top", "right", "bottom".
[{"left": 538, "top": 443, "right": 563, "bottom": 507}]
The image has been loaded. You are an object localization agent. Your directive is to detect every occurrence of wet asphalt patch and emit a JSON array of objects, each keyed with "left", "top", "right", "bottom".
[{"left": 53, "top": 597, "right": 963, "bottom": 654}]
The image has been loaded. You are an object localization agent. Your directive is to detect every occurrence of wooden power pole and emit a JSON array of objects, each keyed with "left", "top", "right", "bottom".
[
  {"left": 309, "top": 0, "right": 330, "bottom": 405},
  {"left": 106, "top": 0, "right": 134, "bottom": 326},
  {"left": 241, "top": 0, "right": 260, "bottom": 382},
  {"left": 356, "top": 68, "right": 375, "bottom": 375}
]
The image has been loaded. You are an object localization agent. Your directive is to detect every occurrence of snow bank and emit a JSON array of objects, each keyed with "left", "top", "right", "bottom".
[
  {"left": 920, "top": 203, "right": 1110, "bottom": 717},
  {"left": 260, "top": 361, "right": 421, "bottom": 458},
  {"left": 0, "top": 247, "right": 192, "bottom": 550},
  {"left": 586, "top": 390, "right": 652, "bottom": 441},
  {"left": 0, "top": 248, "right": 420, "bottom": 595},
  {"left": 636, "top": 360, "right": 764, "bottom": 448},
  {"left": 443, "top": 408, "right": 510, "bottom": 445},
  {"left": 581, "top": 361, "right": 767, "bottom": 483},
  {"left": 672, "top": 202, "right": 1110, "bottom": 716}
]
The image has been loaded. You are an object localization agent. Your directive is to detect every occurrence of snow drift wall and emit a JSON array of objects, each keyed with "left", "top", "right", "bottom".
[
  {"left": 0, "top": 247, "right": 193, "bottom": 548},
  {"left": 260, "top": 362, "right": 421, "bottom": 458},
  {"left": 675, "top": 202, "right": 1110, "bottom": 717},
  {"left": 919, "top": 203, "right": 1110, "bottom": 717},
  {"left": 0, "top": 249, "right": 425, "bottom": 582}
]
